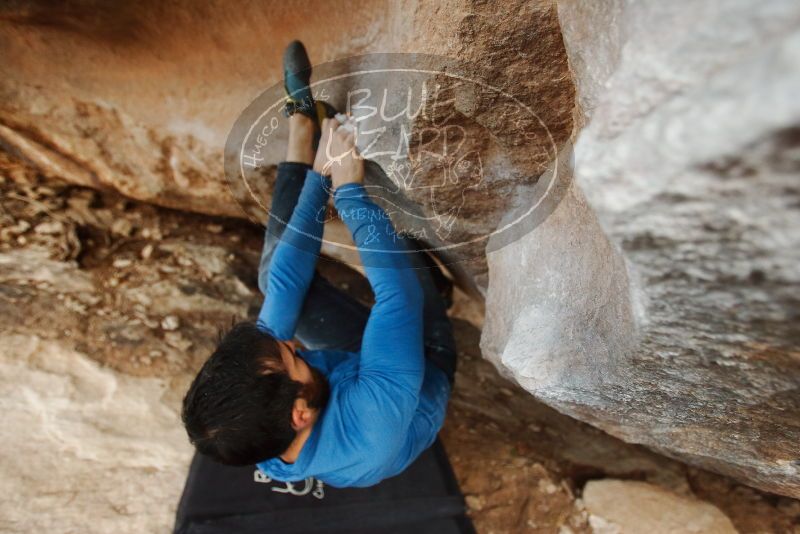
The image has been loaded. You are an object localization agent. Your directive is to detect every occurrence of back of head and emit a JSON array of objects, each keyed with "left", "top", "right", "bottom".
[{"left": 181, "top": 322, "right": 300, "bottom": 465}]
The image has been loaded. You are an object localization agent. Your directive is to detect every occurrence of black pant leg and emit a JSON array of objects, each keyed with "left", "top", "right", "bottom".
[{"left": 294, "top": 275, "right": 370, "bottom": 352}]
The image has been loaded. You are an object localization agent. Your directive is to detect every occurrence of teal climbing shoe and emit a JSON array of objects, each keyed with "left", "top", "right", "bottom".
[
  {"left": 282, "top": 40, "right": 337, "bottom": 145},
  {"left": 283, "top": 40, "right": 315, "bottom": 119}
]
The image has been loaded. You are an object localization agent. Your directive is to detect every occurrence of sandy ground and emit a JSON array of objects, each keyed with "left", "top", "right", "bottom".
[{"left": 1, "top": 155, "right": 799, "bottom": 533}]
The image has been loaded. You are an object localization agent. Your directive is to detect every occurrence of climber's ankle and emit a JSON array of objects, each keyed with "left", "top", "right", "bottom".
[
  {"left": 286, "top": 113, "right": 315, "bottom": 165},
  {"left": 289, "top": 112, "right": 315, "bottom": 132}
]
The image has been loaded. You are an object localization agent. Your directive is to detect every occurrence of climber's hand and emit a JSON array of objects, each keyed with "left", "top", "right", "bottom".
[
  {"left": 329, "top": 127, "right": 364, "bottom": 190},
  {"left": 313, "top": 117, "right": 364, "bottom": 189}
]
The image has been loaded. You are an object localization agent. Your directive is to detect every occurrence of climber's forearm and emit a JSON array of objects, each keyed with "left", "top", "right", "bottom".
[{"left": 256, "top": 170, "right": 329, "bottom": 339}]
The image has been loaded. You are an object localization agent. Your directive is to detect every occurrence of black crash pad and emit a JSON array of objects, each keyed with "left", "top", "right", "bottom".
[{"left": 174, "top": 439, "right": 475, "bottom": 533}]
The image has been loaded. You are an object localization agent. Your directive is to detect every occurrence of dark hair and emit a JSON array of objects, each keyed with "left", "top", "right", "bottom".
[{"left": 181, "top": 321, "right": 325, "bottom": 465}]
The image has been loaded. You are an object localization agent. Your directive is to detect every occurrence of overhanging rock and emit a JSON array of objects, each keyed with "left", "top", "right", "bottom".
[{"left": 482, "top": 0, "right": 800, "bottom": 497}]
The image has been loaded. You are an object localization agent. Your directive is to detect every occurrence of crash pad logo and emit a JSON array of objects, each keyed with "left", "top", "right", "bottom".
[
  {"left": 254, "top": 469, "right": 325, "bottom": 500},
  {"left": 224, "top": 53, "right": 566, "bottom": 266}
]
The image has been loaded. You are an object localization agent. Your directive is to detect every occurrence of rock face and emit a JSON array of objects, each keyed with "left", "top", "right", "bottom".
[
  {"left": 0, "top": 0, "right": 574, "bottom": 294},
  {"left": 1, "top": 0, "right": 798, "bottom": 499},
  {"left": 483, "top": 0, "right": 800, "bottom": 498},
  {"left": 582, "top": 480, "right": 737, "bottom": 534},
  {"left": 0, "top": 160, "right": 265, "bottom": 532},
  {"left": 0, "top": 334, "right": 193, "bottom": 533}
]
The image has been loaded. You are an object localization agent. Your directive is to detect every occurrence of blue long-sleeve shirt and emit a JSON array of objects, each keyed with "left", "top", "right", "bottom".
[{"left": 255, "top": 170, "right": 451, "bottom": 487}]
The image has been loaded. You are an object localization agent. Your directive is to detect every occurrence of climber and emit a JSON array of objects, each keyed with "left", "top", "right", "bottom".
[{"left": 181, "top": 41, "right": 458, "bottom": 487}]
